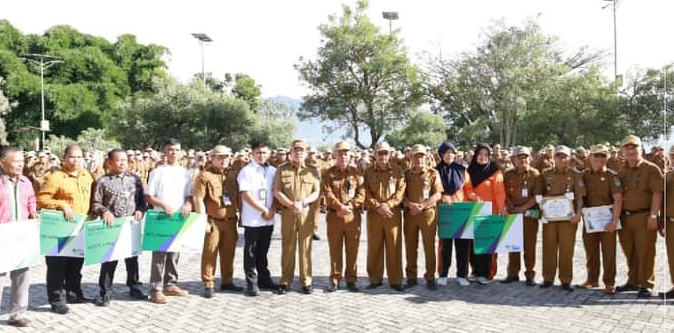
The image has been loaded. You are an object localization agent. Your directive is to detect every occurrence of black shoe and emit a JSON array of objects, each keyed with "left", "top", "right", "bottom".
[
  {"left": 525, "top": 278, "right": 536, "bottom": 286},
  {"left": 93, "top": 296, "right": 110, "bottom": 307},
  {"left": 426, "top": 280, "right": 437, "bottom": 291},
  {"left": 500, "top": 276, "right": 519, "bottom": 284},
  {"left": 302, "top": 285, "right": 313, "bottom": 294},
  {"left": 366, "top": 283, "right": 383, "bottom": 290},
  {"left": 539, "top": 281, "right": 553, "bottom": 289},
  {"left": 637, "top": 288, "right": 653, "bottom": 298},
  {"left": 8, "top": 318, "right": 30, "bottom": 327},
  {"left": 561, "top": 283, "right": 574, "bottom": 292},
  {"left": 404, "top": 279, "right": 418, "bottom": 289},
  {"left": 220, "top": 283, "right": 244, "bottom": 292},
  {"left": 129, "top": 288, "right": 147, "bottom": 300},
  {"left": 325, "top": 283, "right": 337, "bottom": 293},
  {"left": 50, "top": 304, "right": 69, "bottom": 315},
  {"left": 203, "top": 287, "right": 214, "bottom": 298},
  {"left": 258, "top": 281, "right": 279, "bottom": 291},
  {"left": 391, "top": 284, "right": 405, "bottom": 292},
  {"left": 245, "top": 286, "right": 260, "bottom": 297},
  {"left": 346, "top": 282, "right": 360, "bottom": 292},
  {"left": 66, "top": 294, "right": 91, "bottom": 304},
  {"left": 277, "top": 284, "right": 288, "bottom": 295},
  {"left": 658, "top": 289, "right": 674, "bottom": 299},
  {"left": 615, "top": 283, "right": 639, "bottom": 293},
  {"left": 312, "top": 233, "right": 320, "bottom": 241}
]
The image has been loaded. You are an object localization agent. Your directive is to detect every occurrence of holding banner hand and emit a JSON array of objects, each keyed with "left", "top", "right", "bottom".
[{"left": 102, "top": 210, "right": 115, "bottom": 227}]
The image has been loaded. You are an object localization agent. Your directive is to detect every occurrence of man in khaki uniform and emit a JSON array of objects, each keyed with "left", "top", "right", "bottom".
[
  {"left": 606, "top": 147, "right": 621, "bottom": 172},
  {"left": 615, "top": 135, "right": 663, "bottom": 298},
  {"left": 533, "top": 145, "right": 555, "bottom": 172},
  {"left": 534, "top": 145, "right": 585, "bottom": 292},
  {"left": 660, "top": 145, "right": 674, "bottom": 299},
  {"left": 502, "top": 146, "right": 540, "bottom": 286},
  {"left": 322, "top": 141, "right": 365, "bottom": 292},
  {"left": 576, "top": 144, "right": 623, "bottom": 295},
  {"left": 273, "top": 139, "right": 321, "bottom": 294},
  {"left": 364, "top": 142, "right": 406, "bottom": 291},
  {"left": 306, "top": 147, "right": 324, "bottom": 241},
  {"left": 193, "top": 145, "right": 243, "bottom": 298},
  {"left": 402, "top": 144, "right": 443, "bottom": 290}
]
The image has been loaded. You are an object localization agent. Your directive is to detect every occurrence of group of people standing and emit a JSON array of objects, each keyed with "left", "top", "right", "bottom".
[{"left": 0, "top": 133, "right": 673, "bottom": 328}]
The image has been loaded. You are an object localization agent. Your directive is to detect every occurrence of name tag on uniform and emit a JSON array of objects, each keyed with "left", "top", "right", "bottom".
[
  {"left": 422, "top": 189, "right": 430, "bottom": 200},
  {"left": 521, "top": 189, "right": 528, "bottom": 198},
  {"left": 348, "top": 188, "right": 356, "bottom": 199},
  {"left": 389, "top": 183, "right": 396, "bottom": 195},
  {"left": 259, "top": 188, "right": 267, "bottom": 202},
  {"left": 222, "top": 193, "right": 232, "bottom": 206}
]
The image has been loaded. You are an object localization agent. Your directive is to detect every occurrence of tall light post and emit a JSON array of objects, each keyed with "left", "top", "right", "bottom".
[
  {"left": 382, "top": 11, "right": 399, "bottom": 34},
  {"left": 602, "top": 0, "right": 620, "bottom": 80},
  {"left": 191, "top": 33, "right": 213, "bottom": 86},
  {"left": 21, "top": 54, "right": 62, "bottom": 150}
]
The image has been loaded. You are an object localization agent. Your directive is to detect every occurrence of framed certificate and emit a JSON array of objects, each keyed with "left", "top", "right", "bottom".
[
  {"left": 538, "top": 195, "right": 574, "bottom": 222},
  {"left": 582, "top": 205, "right": 620, "bottom": 233}
]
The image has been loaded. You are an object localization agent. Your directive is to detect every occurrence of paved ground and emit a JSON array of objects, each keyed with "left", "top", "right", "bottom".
[{"left": 1, "top": 213, "right": 673, "bottom": 332}]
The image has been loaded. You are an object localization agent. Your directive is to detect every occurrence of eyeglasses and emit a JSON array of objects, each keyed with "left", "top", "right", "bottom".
[
  {"left": 593, "top": 154, "right": 607, "bottom": 159},
  {"left": 377, "top": 151, "right": 390, "bottom": 156}
]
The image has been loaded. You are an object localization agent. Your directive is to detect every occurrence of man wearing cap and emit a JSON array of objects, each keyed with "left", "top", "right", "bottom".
[
  {"left": 606, "top": 147, "right": 621, "bottom": 172},
  {"left": 661, "top": 145, "right": 674, "bottom": 299},
  {"left": 533, "top": 145, "right": 555, "bottom": 173},
  {"left": 273, "top": 139, "right": 321, "bottom": 294},
  {"left": 363, "top": 142, "right": 406, "bottom": 291},
  {"left": 502, "top": 146, "right": 541, "bottom": 286},
  {"left": 615, "top": 135, "right": 663, "bottom": 298},
  {"left": 534, "top": 145, "right": 585, "bottom": 291},
  {"left": 402, "top": 144, "right": 443, "bottom": 290},
  {"left": 322, "top": 141, "right": 365, "bottom": 292},
  {"left": 193, "top": 145, "right": 243, "bottom": 298},
  {"left": 306, "top": 147, "right": 324, "bottom": 241},
  {"left": 572, "top": 147, "right": 589, "bottom": 172},
  {"left": 28, "top": 151, "right": 51, "bottom": 192},
  {"left": 322, "top": 149, "right": 334, "bottom": 169},
  {"left": 576, "top": 144, "right": 622, "bottom": 295}
]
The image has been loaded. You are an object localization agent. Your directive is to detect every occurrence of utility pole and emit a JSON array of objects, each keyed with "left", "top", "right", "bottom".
[
  {"left": 21, "top": 54, "right": 62, "bottom": 150},
  {"left": 191, "top": 33, "right": 213, "bottom": 86}
]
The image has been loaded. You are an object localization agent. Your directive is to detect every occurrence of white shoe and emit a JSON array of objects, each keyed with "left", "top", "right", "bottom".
[
  {"left": 437, "top": 277, "right": 447, "bottom": 286},
  {"left": 457, "top": 277, "right": 470, "bottom": 287},
  {"left": 477, "top": 276, "right": 493, "bottom": 285},
  {"left": 467, "top": 274, "right": 477, "bottom": 282}
]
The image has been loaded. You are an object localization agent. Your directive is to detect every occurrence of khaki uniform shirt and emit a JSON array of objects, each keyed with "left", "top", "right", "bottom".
[
  {"left": 618, "top": 159, "right": 664, "bottom": 211},
  {"left": 321, "top": 165, "right": 365, "bottom": 210},
  {"left": 193, "top": 166, "right": 238, "bottom": 220},
  {"left": 535, "top": 167, "right": 586, "bottom": 205},
  {"left": 582, "top": 168, "right": 621, "bottom": 207},
  {"left": 273, "top": 162, "right": 320, "bottom": 203},
  {"left": 403, "top": 167, "right": 443, "bottom": 208},
  {"left": 504, "top": 166, "right": 540, "bottom": 208},
  {"left": 37, "top": 168, "right": 94, "bottom": 215},
  {"left": 363, "top": 163, "right": 406, "bottom": 210}
]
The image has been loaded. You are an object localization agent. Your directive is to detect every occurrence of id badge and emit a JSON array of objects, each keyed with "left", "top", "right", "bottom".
[
  {"left": 222, "top": 193, "right": 232, "bottom": 206},
  {"left": 521, "top": 189, "right": 529, "bottom": 198},
  {"left": 389, "top": 183, "right": 396, "bottom": 195},
  {"left": 348, "top": 189, "right": 356, "bottom": 199},
  {"left": 422, "top": 189, "right": 430, "bottom": 200},
  {"left": 564, "top": 192, "right": 575, "bottom": 200},
  {"left": 259, "top": 188, "right": 267, "bottom": 202}
]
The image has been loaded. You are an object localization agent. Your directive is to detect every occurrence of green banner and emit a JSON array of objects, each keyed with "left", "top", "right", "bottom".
[
  {"left": 473, "top": 214, "right": 523, "bottom": 254},
  {"left": 141, "top": 210, "right": 206, "bottom": 253},
  {"left": 39, "top": 209, "right": 86, "bottom": 256},
  {"left": 437, "top": 202, "right": 491, "bottom": 239},
  {"left": 84, "top": 217, "right": 142, "bottom": 265}
]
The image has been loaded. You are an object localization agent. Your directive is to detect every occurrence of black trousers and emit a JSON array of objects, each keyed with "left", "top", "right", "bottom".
[
  {"left": 470, "top": 253, "right": 492, "bottom": 278},
  {"left": 243, "top": 226, "right": 274, "bottom": 287},
  {"left": 439, "top": 238, "right": 470, "bottom": 278},
  {"left": 99, "top": 256, "right": 142, "bottom": 297},
  {"left": 45, "top": 256, "right": 84, "bottom": 306}
]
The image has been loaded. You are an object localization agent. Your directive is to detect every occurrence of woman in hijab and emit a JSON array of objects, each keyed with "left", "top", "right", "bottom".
[
  {"left": 464, "top": 143, "right": 507, "bottom": 284},
  {"left": 436, "top": 142, "right": 472, "bottom": 287}
]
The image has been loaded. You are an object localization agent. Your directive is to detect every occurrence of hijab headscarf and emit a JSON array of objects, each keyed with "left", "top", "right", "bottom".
[
  {"left": 436, "top": 142, "right": 465, "bottom": 195},
  {"left": 467, "top": 143, "right": 500, "bottom": 188}
]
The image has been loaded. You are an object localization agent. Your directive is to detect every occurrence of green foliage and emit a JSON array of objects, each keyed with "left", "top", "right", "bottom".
[
  {"left": 231, "top": 74, "right": 261, "bottom": 112},
  {"left": 0, "top": 77, "right": 12, "bottom": 145},
  {"left": 296, "top": 0, "right": 423, "bottom": 148},
  {"left": 386, "top": 111, "right": 445, "bottom": 150},
  {"left": 45, "top": 128, "right": 119, "bottom": 157},
  {"left": 251, "top": 98, "right": 296, "bottom": 148}
]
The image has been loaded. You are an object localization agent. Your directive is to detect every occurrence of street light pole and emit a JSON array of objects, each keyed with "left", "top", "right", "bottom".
[
  {"left": 191, "top": 33, "right": 213, "bottom": 86},
  {"left": 382, "top": 11, "right": 399, "bottom": 34},
  {"left": 21, "top": 54, "right": 61, "bottom": 150},
  {"left": 602, "top": 0, "right": 619, "bottom": 80}
]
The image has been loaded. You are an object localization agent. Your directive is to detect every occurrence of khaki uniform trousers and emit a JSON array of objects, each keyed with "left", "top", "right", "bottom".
[
  {"left": 581, "top": 227, "right": 616, "bottom": 286},
  {"left": 619, "top": 214, "right": 656, "bottom": 288},
  {"left": 201, "top": 218, "right": 238, "bottom": 288},
  {"left": 403, "top": 209, "right": 437, "bottom": 281},
  {"left": 542, "top": 221, "right": 577, "bottom": 284},
  {"left": 367, "top": 209, "right": 403, "bottom": 286},
  {"left": 280, "top": 208, "right": 314, "bottom": 287},
  {"left": 507, "top": 217, "right": 539, "bottom": 279},
  {"left": 666, "top": 218, "right": 674, "bottom": 286},
  {"left": 326, "top": 211, "right": 361, "bottom": 284}
]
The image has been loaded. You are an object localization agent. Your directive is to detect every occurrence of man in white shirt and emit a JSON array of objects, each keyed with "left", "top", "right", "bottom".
[
  {"left": 145, "top": 139, "right": 194, "bottom": 304},
  {"left": 238, "top": 141, "right": 278, "bottom": 296}
]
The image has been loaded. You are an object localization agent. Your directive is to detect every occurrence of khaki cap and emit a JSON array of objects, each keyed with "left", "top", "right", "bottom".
[
  {"left": 277, "top": 148, "right": 287, "bottom": 154},
  {"left": 334, "top": 141, "right": 351, "bottom": 152},
  {"left": 307, "top": 146, "right": 318, "bottom": 154},
  {"left": 410, "top": 144, "right": 427, "bottom": 156},
  {"left": 374, "top": 142, "right": 393, "bottom": 153},
  {"left": 554, "top": 145, "right": 571, "bottom": 156},
  {"left": 291, "top": 139, "right": 308, "bottom": 150},
  {"left": 620, "top": 135, "right": 642, "bottom": 147},
  {"left": 210, "top": 145, "right": 232, "bottom": 156},
  {"left": 513, "top": 146, "right": 531, "bottom": 157},
  {"left": 590, "top": 144, "right": 609, "bottom": 155}
]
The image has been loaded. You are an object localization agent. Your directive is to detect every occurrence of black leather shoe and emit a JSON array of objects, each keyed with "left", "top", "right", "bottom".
[
  {"left": 346, "top": 282, "right": 360, "bottom": 292},
  {"left": 637, "top": 288, "right": 653, "bottom": 298},
  {"left": 258, "top": 282, "right": 279, "bottom": 291},
  {"left": 500, "top": 276, "right": 519, "bottom": 283},
  {"left": 561, "top": 283, "right": 574, "bottom": 292},
  {"left": 277, "top": 284, "right": 288, "bottom": 295},
  {"left": 525, "top": 278, "right": 536, "bottom": 286},
  {"left": 615, "top": 283, "right": 639, "bottom": 292},
  {"left": 312, "top": 233, "right": 321, "bottom": 241},
  {"left": 220, "top": 283, "right": 244, "bottom": 292},
  {"left": 366, "top": 283, "right": 383, "bottom": 290},
  {"left": 391, "top": 284, "right": 405, "bottom": 292},
  {"left": 51, "top": 304, "right": 70, "bottom": 315},
  {"left": 66, "top": 294, "right": 91, "bottom": 304},
  {"left": 426, "top": 280, "right": 437, "bottom": 291},
  {"left": 203, "top": 287, "right": 214, "bottom": 298},
  {"left": 302, "top": 285, "right": 313, "bottom": 294},
  {"left": 539, "top": 281, "right": 553, "bottom": 289},
  {"left": 658, "top": 289, "right": 674, "bottom": 299},
  {"left": 245, "top": 286, "right": 260, "bottom": 297},
  {"left": 325, "top": 283, "right": 337, "bottom": 293},
  {"left": 129, "top": 288, "right": 147, "bottom": 300},
  {"left": 404, "top": 279, "right": 418, "bottom": 289},
  {"left": 8, "top": 318, "right": 30, "bottom": 327},
  {"left": 94, "top": 296, "right": 110, "bottom": 307}
]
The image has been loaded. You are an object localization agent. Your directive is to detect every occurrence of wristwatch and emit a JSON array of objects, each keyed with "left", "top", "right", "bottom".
[{"left": 650, "top": 214, "right": 658, "bottom": 219}]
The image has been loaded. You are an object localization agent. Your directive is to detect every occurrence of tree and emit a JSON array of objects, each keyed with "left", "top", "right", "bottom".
[
  {"left": 231, "top": 73, "right": 261, "bottom": 112},
  {"left": 385, "top": 111, "right": 445, "bottom": 150},
  {"left": 620, "top": 65, "right": 674, "bottom": 141},
  {"left": 296, "top": 0, "right": 423, "bottom": 148},
  {"left": 251, "top": 98, "right": 297, "bottom": 148},
  {"left": 0, "top": 77, "right": 13, "bottom": 145}
]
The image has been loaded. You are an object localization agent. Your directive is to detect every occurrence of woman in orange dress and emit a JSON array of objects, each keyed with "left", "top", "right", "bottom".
[{"left": 464, "top": 143, "right": 506, "bottom": 284}]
